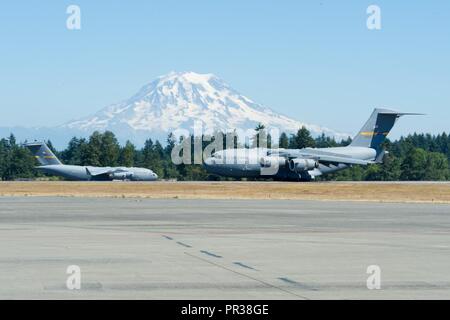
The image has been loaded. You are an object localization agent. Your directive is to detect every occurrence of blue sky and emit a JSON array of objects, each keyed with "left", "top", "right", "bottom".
[{"left": 0, "top": 1, "right": 449, "bottom": 138}]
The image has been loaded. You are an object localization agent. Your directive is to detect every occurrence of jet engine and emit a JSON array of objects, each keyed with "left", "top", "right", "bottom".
[
  {"left": 260, "top": 156, "right": 287, "bottom": 168},
  {"left": 109, "top": 172, "right": 133, "bottom": 180},
  {"left": 288, "top": 158, "right": 319, "bottom": 172}
]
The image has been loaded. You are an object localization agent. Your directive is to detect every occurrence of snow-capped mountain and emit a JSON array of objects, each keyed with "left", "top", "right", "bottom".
[{"left": 61, "top": 72, "right": 346, "bottom": 145}]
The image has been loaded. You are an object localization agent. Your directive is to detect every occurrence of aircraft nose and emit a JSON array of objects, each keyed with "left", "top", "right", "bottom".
[
  {"left": 146, "top": 169, "right": 158, "bottom": 180},
  {"left": 204, "top": 157, "right": 215, "bottom": 167},
  {"left": 203, "top": 157, "right": 215, "bottom": 171},
  {"left": 204, "top": 157, "right": 220, "bottom": 174}
]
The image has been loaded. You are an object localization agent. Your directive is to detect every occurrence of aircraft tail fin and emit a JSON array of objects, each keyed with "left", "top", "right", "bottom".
[
  {"left": 24, "top": 141, "right": 62, "bottom": 166},
  {"left": 350, "top": 108, "right": 424, "bottom": 155}
]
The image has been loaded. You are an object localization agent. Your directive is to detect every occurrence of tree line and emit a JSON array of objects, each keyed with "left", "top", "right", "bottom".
[{"left": 0, "top": 128, "right": 449, "bottom": 181}]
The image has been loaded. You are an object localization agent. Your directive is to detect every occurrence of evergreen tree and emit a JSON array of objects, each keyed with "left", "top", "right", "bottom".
[
  {"left": 141, "top": 138, "right": 164, "bottom": 178},
  {"left": 7, "top": 146, "right": 35, "bottom": 179},
  {"left": 289, "top": 126, "right": 315, "bottom": 149},
  {"left": 8, "top": 134, "right": 16, "bottom": 147},
  {"left": 61, "top": 137, "right": 88, "bottom": 165},
  {"left": 315, "top": 133, "right": 338, "bottom": 148},
  {"left": 339, "top": 136, "right": 353, "bottom": 146},
  {"left": 252, "top": 123, "right": 267, "bottom": 148},
  {"left": 163, "top": 133, "right": 179, "bottom": 179},
  {"left": 424, "top": 152, "right": 449, "bottom": 180},
  {"left": 119, "top": 141, "right": 136, "bottom": 167},
  {"left": 99, "top": 131, "right": 120, "bottom": 166},
  {"left": 400, "top": 148, "right": 428, "bottom": 180},
  {"left": 85, "top": 131, "right": 103, "bottom": 166},
  {"left": 279, "top": 132, "right": 289, "bottom": 149},
  {"left": 0, "top": 138, "right": 10, "bottom": 180},
  {"left": 0, "top": 135, "right": 35, "bottom": 180}
]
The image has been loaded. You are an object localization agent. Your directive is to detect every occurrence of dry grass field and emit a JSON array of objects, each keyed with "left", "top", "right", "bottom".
[{"left": 0, "top": 181, "right": 449, "bottom": 203}]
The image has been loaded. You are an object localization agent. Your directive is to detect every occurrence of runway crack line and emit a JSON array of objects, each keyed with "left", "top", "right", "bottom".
[
  {"left": 184, "top": 252, "right": 309, "bottom": 300},
  {"left": 176, "top": 241, "right": 192, "bottom": 248},
  {"left": 233, "top": 262, "right": 257, "bottom": 270},
  {"left": 200, "top": 250, "right": 222, "bottom": 258}
]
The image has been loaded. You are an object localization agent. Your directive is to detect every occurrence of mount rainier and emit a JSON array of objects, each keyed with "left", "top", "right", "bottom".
[{"left": 62, "top": 71, "right": 346, "bottom": 145}]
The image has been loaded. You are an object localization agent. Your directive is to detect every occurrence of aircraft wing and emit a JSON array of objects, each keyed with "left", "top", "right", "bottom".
[
  {"left": 86, "top": 167, "right": 133, "bottom": 180},
  {"left": 85, "top": 167, "right": 114, "bottom": 177},
  {"left": 305, "top": 155, "right": 375, "bottom": 165},
  {"left": 271, "top": 150, "right": 375, "bottom": 165}
]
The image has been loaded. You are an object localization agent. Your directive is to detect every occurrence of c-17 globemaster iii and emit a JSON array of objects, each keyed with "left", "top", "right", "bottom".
[
  {"left": 204, "top": 108, "right": 422, "bottom": 181},
  {"left": 25, "top": 142, "right": 158, "bottom": 181}
]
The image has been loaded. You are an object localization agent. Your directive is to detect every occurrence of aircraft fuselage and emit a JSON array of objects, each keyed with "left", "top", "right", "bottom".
[
  {"left": 204, "top": 146, "right": 376, "bottom": 181},
  {"left": 37, "top": 165, "right": 158, "bottom": 181}
]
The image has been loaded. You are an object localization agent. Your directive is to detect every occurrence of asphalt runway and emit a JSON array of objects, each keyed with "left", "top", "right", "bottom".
[{"left": 0, "top": 197, "right": 449, "bottom": 299}]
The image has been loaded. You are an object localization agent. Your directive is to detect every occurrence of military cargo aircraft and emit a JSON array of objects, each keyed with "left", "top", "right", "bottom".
[
  {"left": 25, "top": 142, "right": 158, "bottom": 181},
  {"left": 204, "top": 108, "right": 422, "bottom": 181}
]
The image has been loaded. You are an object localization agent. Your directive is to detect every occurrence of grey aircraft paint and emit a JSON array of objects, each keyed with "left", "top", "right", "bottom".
[
  {"left": 25, "top": 142, "right": 158, "bottom": 181},
  {"left": 204, "top": 108, "right": 423, "bottom": 181}
]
